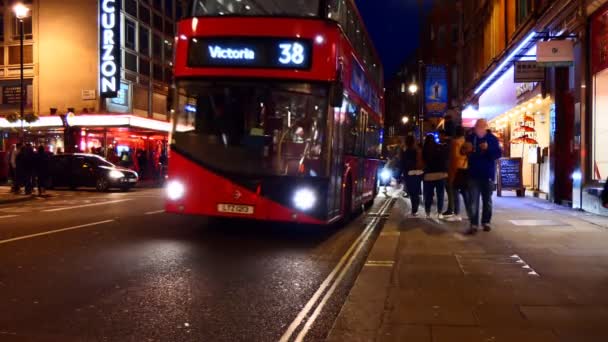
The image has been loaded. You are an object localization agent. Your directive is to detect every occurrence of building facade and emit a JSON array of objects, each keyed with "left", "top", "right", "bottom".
[
  {"left": 0, "top": 0, "right": 186, "bottom": 180},
  {"left": 461, "top": 0, "right": 608, "bottom": 216},
  {"left": 385, "top": 0, "right": 462, "bottom": 144}
]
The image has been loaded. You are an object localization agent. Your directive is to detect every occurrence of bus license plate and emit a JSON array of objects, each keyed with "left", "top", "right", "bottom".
[{"left": 217, "top": 204, "right": 254, "bottom": 215}]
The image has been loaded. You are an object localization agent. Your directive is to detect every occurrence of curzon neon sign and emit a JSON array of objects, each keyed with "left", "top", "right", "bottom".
[{"left": 99, "top": 0, "right": 121, "bottom": 98}]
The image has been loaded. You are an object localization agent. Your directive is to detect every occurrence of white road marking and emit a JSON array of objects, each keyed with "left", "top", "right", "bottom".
[
  {"left": 0, "top": 220, "right": 114, "bottom": 245},
  {"left": 145, "top": 210, "right": 165, "bottom": 215},
  {"left": 0, "top": 215, "right": 18, "bottom": 219},
  {"left": 42, "top": 199, "right": 132, "bottom": 212},
  {"left": 280, "top": 198, "right": 393, "bottom": 342}
]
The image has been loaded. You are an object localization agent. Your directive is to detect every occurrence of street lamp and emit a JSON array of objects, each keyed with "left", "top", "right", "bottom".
[
  {"left": 408, "top": 83, "right": 418, "bottom": 95},
  {"left": 401, "top": 116, "right": 409, "bottom": 125},
  {"left": 13, "top": 2, "right": 29, "bottom": 140}
]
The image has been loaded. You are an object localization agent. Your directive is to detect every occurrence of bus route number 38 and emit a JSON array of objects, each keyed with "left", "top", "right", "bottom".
[{"left": 278, "top": 42, "right": 305, "bottom": 66}]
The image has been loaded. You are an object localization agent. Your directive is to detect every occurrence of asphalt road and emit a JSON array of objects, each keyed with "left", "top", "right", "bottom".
[{"left": 0, "top": 187, "right": 391, "bottom": 342}]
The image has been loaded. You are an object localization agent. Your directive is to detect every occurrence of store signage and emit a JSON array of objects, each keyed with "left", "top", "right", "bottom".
[
  {"left": 591, "top": 7, "right": 608, "bottom": 74},
  {"left": 497, "top": 158, "right": 524, "bottom": 196},
  {"left": 514, "top": 61, "right": 544, "bottom": 83},
  {"left": 536, "top": 40, "right": 574, "bottom": 66},
  {"left": 99, "top": 0, "right": 121, "bottom": 98},
  {"left": 81, "top": 90, "right": 96, "bottom": 100},
  {"left": 188, "top": 37, "right": 312, "bottom": 70},
  {"left": 424, "top": 65, "right": 448, "bottom": 118},
  {"left": 516, "top": 82, "right": 536, "bottom": 98},
  {"left": 110, "top": 82, "right": 129, "bottom": 106}
]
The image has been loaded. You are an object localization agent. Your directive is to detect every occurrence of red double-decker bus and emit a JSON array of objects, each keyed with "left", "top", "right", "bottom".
[{"left": 166, "top": 0, "right": 384, "bottom": 225}]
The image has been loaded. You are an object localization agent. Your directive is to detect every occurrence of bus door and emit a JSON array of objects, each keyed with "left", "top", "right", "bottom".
[{"left": 328, "top": 102, "right": 345, "bottom": 218}]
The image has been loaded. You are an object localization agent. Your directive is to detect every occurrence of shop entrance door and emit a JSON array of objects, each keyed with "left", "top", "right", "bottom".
[{"left": 554, "top": 67, "right": 575, "bottom": 204}]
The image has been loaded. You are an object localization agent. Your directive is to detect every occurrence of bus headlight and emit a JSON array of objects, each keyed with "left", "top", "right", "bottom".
[
  {"left": 293, "top": 188, "right": 316, "bottom": 211},
  {"left": 167, "top": 180, "right": 185, "bottom": 201},
  {"left": 380, "top": 168, "right": 392, "bottom": 183}
]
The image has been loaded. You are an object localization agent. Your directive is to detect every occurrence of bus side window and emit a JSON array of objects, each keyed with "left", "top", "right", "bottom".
[{"left": 344, "top": 101, "right": 358, "bottom": 155}]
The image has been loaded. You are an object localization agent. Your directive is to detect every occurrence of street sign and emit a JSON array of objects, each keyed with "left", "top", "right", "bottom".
[
  {"left": 537, "top": 40, "right": 574, "bottom": 66},
  {"left": 514, "top": 61, "right": 544, "bottom": 83}
]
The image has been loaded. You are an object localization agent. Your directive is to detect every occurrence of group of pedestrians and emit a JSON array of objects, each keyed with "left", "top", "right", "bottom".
[
  {"left": 7, "top": 143, "right": 51, "bottom": 196},
  {"left": 401, "top": 119, "right": 502, "bottom": 235}
]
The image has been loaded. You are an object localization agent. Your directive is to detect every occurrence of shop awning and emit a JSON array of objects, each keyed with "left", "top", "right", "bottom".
[
  {"left": 474, "top": 31, "right": 541, "bottom": 95},
  {"left": 0, "top": 114, "right": 172, "bottom": 133}
]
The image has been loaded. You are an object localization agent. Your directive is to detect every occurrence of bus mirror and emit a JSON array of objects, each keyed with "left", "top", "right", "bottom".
[{"left": 330, "top": 83, "right": 344, "bottom": 108}]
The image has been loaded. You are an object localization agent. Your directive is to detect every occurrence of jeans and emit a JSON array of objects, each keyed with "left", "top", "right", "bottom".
[
  {"left": 447, "top": 182, "right": 469, "bottom": 216},
  {"left": 423, "top": 179, "right": 446, "bottom": 214},
  {"left": 405, "top": 175, "right": 422, "bottom": 214},
  {"left": 468, "top": 178, "right": 494, "bottom": 226}
]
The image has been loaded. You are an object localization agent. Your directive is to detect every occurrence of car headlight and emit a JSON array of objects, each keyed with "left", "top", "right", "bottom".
[
  {"left": 380, "top": 168, "right": 392, "bottom": 183},
  {"left": 167, "top": 180, "right": 185, "bottom": 201},
  {"left": 109, "top": 170, "right": 125, "bottom": 179},
  {"left": 293, "top": 188, "right": 317, "bottom": 211}
]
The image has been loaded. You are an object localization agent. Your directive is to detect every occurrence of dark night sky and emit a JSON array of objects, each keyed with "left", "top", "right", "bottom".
[{"left": 355, "top": 0, "right": 433, "bottom": 80}]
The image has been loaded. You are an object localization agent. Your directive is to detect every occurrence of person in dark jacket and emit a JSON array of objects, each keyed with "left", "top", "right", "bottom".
[
  {"left": 422, "top": 134, "right": 449, "bottom": 219},
  {"left": 401, "top": 136, "right": 424, "bottom": 217},
  {"left": 21, "top": 144, "right": 35, "bottom": 195},
  {"left": 34, "top": 145, "right": 50, "bottom": 196},
  {"left": 463, "top": 119, "right": 502, "bottom": 234}
]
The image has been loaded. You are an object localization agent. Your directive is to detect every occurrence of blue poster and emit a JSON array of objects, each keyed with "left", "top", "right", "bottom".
[
  {"left": 424, "top": 65, "right": 448, "bottom": 118},
  {"left": 350, "top": 60, "right": 380, "bottom": 113}
]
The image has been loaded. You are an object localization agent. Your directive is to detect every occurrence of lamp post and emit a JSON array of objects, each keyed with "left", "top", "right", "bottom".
[
  {"left": 408, "top": 81, "right": 420, "bottom": 141},
  {"left": 13, "top": 3, "right": 29, "bottom": 140}
]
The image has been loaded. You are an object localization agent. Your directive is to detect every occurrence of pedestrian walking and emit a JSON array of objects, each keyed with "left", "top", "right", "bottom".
[
  {"left": 401, "top": 136, "right": 424, "bottom": 217},
  {"left": 463, "top": 119, "right": 502, "bottom": 234},
  {"left": 8, "top": 144, "right": 18, "bottom": 192},
  {"left": 21, "top": 143, "right": 35, "bottom": 195},
  {"left": 422, "top": 134, "right": 449, "bottom": 219},
  {"left": 14, "top": 143, "right": 25, "bottom": 194},
  {"left": 444, "top": 126, "right": 469, "bottom": 222},
  {"left": 34, "top": 145, "right": 50, "bottom": 196}
]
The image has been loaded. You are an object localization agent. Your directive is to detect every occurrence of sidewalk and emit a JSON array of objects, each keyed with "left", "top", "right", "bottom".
[
  {"left": 327, "top": 194, "right": 608, "bottom": 342},
  {"left": 0, "top": 186, "right": 37, "bottom": 205}
]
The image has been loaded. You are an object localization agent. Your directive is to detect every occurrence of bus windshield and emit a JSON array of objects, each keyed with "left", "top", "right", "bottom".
[
  {"left": 191, "top": 0, "right": 320, "bottom": 17},
  {"left": 174, "top": 80, "right": 328, "bottom": 177}
]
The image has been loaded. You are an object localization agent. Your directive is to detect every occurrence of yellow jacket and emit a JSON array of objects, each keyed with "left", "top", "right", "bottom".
[{"left": 448, "top": 137, "right": 468, "bottom": 182}]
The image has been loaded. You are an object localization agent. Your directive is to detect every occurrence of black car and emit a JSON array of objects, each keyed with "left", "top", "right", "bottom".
[{"left": 49, "top": 154, "right": 138, "bottom": 191}]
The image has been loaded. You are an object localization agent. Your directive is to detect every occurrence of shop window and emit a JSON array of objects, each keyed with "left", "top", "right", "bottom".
[
  {"left": 517, "top": 0, "right": 532, "bottom": 26},
  {"left": 125, "top": 19, "right": 136, "bottom": 50},
  {"left": 12, "top": 14, "right": 32, "bottom": 40},
  {"left": 163, "top": 40, "right": 172, "bottom": 64},
  {"left": 133, "top": 86, "right": 149, "bottom": 111},
  {"left": 139, "top": 57, "right": 150, "bottom": 76},
  {"left": 164, "top": 19, "right": 173, "bottom": 36},
  {"left": 176, "top": 3, "right": 183, "bottom": 19},
  {"left": 8, "top": 44, "right": 32, "bottom": 64},
  {"left": 0, "top": 16, "right": 4, "bottom": 41},
  {"left": 153, "top": 0, "right": 162, "bottom": 11},
  {"left": 164, "top": 0, "right": 173, "bottom": 18},
  {"left": 593, "top": 69, "right": 608, "bottom": 180},
  {"left": 437, "top": 25, "right": 446, "bottom": 49},
  {"left": 153, "top": 63, "right": 163, "bottom": 82},
  {"left": 139, "top": 26, "right": 150, "bottom": 56},
  {"left": 152, "top": 92, "right": 167, "bottom": 115},
  {"left": 139, "top": 3, "right": 150, "bottom": 25},
  {"left": 451, "top": 24, "right": 459, "bottom": 46},
  {"left": 152, "top": 33, "right": 162, "bottom": 60},
  {"left": 125, "top": 51, "right": 137, "bottom": 72},
  {"left": 153, "top": 13, "right": 163, "bottom": 31},
  {"left": 124, "top": 0, "right": 137, "bottom": 17}
]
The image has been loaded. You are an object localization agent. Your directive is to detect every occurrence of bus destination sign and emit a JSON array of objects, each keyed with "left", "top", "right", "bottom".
[{"left": 188, "top": 37, "right": 312, "bottom": 70}]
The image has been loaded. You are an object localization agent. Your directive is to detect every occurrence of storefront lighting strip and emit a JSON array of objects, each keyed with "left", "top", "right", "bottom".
[
  {"left": 0, "top": 116, "right": 63, "bottom": 128},
  {"left": 474, "top": 31, "right": 537, "bottom": 95}
]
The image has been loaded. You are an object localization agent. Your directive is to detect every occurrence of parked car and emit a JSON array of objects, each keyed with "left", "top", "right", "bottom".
[{"left": 49, "top": 154, "right": 138, "bottom": 191}]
